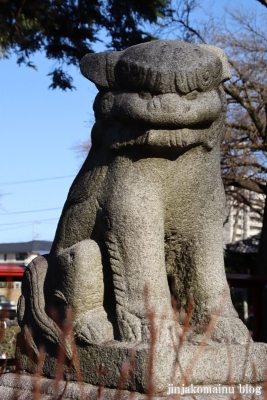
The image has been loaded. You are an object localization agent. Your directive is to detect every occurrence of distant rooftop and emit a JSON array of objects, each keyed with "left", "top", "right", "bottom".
[
  {"left": 225, "top": 234, "right": 260, "bottom": 254},
  {"left": 0, "top": 240, "right": 52, "bottom": 253}
]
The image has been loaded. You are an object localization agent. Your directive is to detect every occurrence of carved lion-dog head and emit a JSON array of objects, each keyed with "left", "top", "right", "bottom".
[{"left": 80, "top": 40, "right": 231, "bottom": 152}]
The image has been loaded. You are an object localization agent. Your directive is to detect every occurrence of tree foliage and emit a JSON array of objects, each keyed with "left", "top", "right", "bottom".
[{"left": 0, "top": 0, "right": 171, "bottom": 89}]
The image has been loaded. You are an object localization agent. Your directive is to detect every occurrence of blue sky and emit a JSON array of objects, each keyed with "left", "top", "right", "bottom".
[{"left": 0, "top": 0, "right": 264, "bottom": 244}]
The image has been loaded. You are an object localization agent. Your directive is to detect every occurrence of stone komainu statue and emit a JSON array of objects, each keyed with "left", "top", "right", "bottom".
[{"left": 16, "top": 40, "right": 266, "bottom": 391}]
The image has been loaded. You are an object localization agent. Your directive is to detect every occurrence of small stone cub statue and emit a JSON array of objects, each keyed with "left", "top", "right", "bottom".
[{"left": 17, "top": 40, "right": 250, "bottom": 358}]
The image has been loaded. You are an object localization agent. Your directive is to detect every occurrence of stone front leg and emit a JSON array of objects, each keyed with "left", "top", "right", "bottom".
[
  {"left": 186, "top": 228, "right": 250, "bottom": 344},
  {"left": 102, "top": 158, "right": 174, "bottom": 342},
  {"left": 166, "top": 222, "right": 250, "bottom": 345},
  {"left": 167, "top": 206, "right": 249, "bottom": 344},
  {"left": 164, "top": 150, "right": 251, "bottom": 345}
]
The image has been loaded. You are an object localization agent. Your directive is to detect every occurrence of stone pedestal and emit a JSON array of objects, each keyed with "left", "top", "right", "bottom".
[
  {"left": 0, "top": 373, "right": 266, "bottom": 400},
  {"left": 16, "top": 331, "right": 267, "bottom": 394}
]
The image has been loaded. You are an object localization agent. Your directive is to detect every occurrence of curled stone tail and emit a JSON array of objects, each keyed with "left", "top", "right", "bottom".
[{"left": 18, "top": 256, "right": 73, "bottom": 360}]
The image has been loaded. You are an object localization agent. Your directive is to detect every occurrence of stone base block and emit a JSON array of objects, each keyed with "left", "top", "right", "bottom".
[
  {"left": 16, "top": 332, "right": 267, "bottom": 394},
  {"left": 0, "top": 373, "right": 266, "bottom": 400}
]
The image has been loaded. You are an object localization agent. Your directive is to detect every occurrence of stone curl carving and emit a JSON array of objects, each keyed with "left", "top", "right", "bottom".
[{"left": 16, "top": 40, "right": 265, "bottom": 392}]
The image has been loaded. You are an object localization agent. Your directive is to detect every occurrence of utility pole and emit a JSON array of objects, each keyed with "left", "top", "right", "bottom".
[{"left": 32, "top": 221, "right": 40, "bottom": 240}]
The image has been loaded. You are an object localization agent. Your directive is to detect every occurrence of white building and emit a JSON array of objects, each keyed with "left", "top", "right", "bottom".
[
  {"left": 0, "top": 240, "right": 52, "bottom": 266},
  {"left": 223, "top": 191, "right": 264, "bottom": 245}
]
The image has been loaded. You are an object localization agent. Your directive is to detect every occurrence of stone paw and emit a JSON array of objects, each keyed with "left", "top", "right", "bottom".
[
  {"left": 73, "top": 307, "right": 114, "bottom": 344},
  {"left": 116, "top": 307, "right": 179, "bottom": 343},
  {"left": 186, "top": 316, "right": 252, "bottom": 345},
  {"left": 211, "top": 316, "right": 252, "bottom": 344},
  {"left": 117, "top": 306, "right": 142, "bottom": 342}
]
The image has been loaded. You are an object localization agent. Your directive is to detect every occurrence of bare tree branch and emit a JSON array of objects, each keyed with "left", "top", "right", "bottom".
[{"left": 223, "top": 178, "right": 266, "bottom": 195}]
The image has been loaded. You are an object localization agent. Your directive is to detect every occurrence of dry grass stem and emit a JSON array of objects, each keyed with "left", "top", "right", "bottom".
[{"left": 33, "top": 346, "right": 45, "bottom": 400}]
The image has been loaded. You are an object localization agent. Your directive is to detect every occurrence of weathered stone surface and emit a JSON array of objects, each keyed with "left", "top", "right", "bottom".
[
  {"left": 15, "top": 39, "right": 267, "bottom": 394},
  {"left": 0, "top": 374, "right": 266, "bottom": 400},
  {"left": 16, "top": 337, "right": 267, "bottom": 392}
]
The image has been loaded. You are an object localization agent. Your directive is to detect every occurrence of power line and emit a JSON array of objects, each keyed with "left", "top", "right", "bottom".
[
  {"left": 0, "top": 218, "right": 59, "bottom": 226},
  {"left": 0, "top": 223, "right": 34, "bottom": 232},
  {"left": 0, "top": 207, "right": 62, "bottom": 215},
  {"left": 0, "top": 219, "right": 59, "bottom": 232},
  {"left": 0, "top": 175, "right": 75, "bottom": 185}
]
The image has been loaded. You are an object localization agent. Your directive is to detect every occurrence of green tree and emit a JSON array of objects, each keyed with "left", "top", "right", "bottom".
[{"left": 0, "top": 0, "right": 171, "bottom": 90}]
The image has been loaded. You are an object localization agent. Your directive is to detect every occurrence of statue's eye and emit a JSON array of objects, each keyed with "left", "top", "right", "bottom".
[
  {"left": 184, "top": 90, "right": 198, "bottom": 100},
  {"left": 212, "top": 59, "right": 221, "bottom": 79},
  {"left": 202, "top": 70, "right": 210, "bottom": 82}
]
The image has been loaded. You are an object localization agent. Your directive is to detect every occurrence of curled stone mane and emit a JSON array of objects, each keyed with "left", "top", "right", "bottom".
[
  {"left": 80, "top": 40, "right": 231, "bottom": 94},
  {"left": 114, "top": 41, "right": 222, "bottom": 94}
]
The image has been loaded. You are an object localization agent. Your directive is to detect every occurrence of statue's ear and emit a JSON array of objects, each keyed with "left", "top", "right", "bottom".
[
  {"left": 80, "top": 51, "right": 121, "bottom": 89},
  {"left": 198, "top": 44, "right": 232, "bottom": 82}
]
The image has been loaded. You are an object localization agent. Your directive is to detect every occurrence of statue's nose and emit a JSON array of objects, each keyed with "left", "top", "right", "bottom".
[{"left": 111, "top": 90, "right": 223, "bottom": 128}]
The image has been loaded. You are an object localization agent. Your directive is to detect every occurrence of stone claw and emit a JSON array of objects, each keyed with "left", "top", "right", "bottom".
[
  {"left": 211, "top": 316, "right": 252, "bottom": 344},
  {"left": 117, "top": 306, "right": 142, "bottom": 342},
  {"left": 186, "top": 316, "right": 252, "bottom": 345},
  {"left": 74, "top": 307, "right": 114, "bottom": 344}
]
